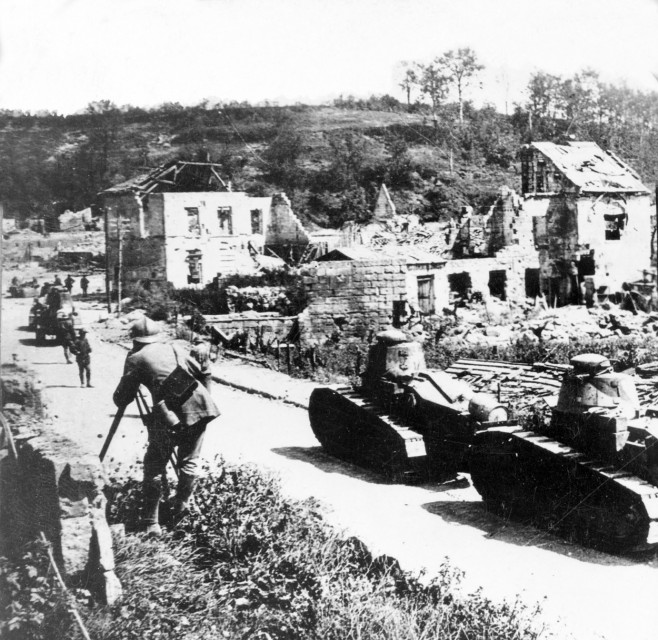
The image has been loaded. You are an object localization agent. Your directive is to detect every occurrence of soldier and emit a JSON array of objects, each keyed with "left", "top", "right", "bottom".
[
  {"left": 113, "top": 318, "right": 220, "bottom": 537},
  {"left": 71, "top": 328, "right": 92, "bottom": 387},
  {"left": 53, "top": 275, "right": 63, "bottom": 287},
  {"left": 65, "top": 274, "right": 74, "bottom": 293},
  {"left": 80, "top": 275, "right": 89, "bottom": 298},
  {"left": 57, "top": 319, "right": 76, "bottom": 364}
]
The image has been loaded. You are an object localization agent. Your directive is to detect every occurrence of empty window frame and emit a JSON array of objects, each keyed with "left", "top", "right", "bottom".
[
  {"left": 186, "top": 207, "right": 201, "bottom": 235},
  {"left": 251, "top": 209, "right": 263, "bottom": 234},
  {"left": 417, "top": 275, "right": 435, "bottom": 314},
  {"left": 604, "top": 213, "right": 626, "bottom": 241},
  {"left": 218, "top": 207, "right": 233, "bottom": 235}
]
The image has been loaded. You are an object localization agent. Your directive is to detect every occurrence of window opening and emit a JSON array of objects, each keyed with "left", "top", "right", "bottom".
[
  {"left": 186, "top": 207, "right": 200, "bottom": 236},
  {"left": 218, "top": 207, "right": 233, "bottom": 234},
  {"left": 251, "top": 209, "right": 263, "bottom": 234},
  {"left": 604, "top": 213, "right": 626, "bottom": 241}
]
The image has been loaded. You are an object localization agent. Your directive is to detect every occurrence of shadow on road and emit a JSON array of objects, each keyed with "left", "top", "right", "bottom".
[
  {"left": 421, "top": 499, "right": 652, "bottom": 566},
  {"left": 19, "top": 338, "right": 59, "bottom": 347},
  {"left": 273, "top": 447, "right": 478, "bottom": 494},
  {"left": 272, "top": 446, "right": 391, "bottom": 485},
  {"left": 32, "top": 362, "right": 68, "bottom": 365},
  {"left": 45, "top": 384, "right": 83, "bottom": 389}
]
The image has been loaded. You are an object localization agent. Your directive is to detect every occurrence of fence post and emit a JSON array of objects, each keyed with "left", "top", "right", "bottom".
[{"left": 286, "top": 343, "right": 291, "bottom": 374}]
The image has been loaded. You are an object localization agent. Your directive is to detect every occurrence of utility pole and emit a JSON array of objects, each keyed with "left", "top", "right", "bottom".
[
  {"left": 104, "top": 205, "right": 111, "bottom": 313},
  {"left": 117, "top": 208, "right": 123, "bottom": 316},
  {"left": 655, "top": 184, "right": 658, "bottom": 282}
]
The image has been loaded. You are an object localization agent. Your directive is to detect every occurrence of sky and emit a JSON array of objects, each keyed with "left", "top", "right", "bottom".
[{"left": 0, "top": 0, "right": 657, "bottom": 114}]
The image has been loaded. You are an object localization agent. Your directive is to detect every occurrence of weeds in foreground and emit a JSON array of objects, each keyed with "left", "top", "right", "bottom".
[
  {"left": 2, "top": 462, "right": 548, "bottom": 639},
  {"left": 81, "top": 461, "right": 549, "bottom": 639}
]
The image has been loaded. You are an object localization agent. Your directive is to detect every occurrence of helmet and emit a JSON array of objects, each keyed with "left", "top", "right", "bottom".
[{"left": 129, "top": 317, "right": 162, "bottom": 344}]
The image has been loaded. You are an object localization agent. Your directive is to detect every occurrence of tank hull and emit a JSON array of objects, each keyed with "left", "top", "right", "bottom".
[
  {"left": 470, "top": 427, "right": 658, "bottom": 552},
  {"left": 309, "top": 386, "right": 477, "bottom": 482}
]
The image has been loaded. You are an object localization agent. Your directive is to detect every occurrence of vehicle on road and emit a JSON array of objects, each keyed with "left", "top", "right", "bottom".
[
  {"left": 470, "top": 353, "right": 658, "bottom": 552},
  {"left": 29, "top": 286, "right": 78, "bottom": 343},
  {"left": 308, "top": 329, "right": 514, "bottom": 482}
]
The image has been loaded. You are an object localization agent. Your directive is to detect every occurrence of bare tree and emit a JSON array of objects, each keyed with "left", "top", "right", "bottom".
[{"left": 438, "top": 48, "right": 484, "bottom": 124}]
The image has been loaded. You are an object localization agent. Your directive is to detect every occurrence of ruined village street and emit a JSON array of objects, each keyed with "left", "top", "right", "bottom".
[{"left": 4, "top": 294, "right": 658, "bottom": 640}]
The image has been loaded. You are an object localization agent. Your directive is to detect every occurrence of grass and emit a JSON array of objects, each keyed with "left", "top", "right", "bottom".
[{"left": 73, "top": 461, "right": 549, "bottom": 640}]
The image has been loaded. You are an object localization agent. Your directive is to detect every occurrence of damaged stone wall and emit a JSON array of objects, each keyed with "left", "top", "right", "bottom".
[
  {"left": 0, "top": 365, "right": 121, "bottom": 605},
  {"left": 531, "top": 191, "right": 653, "bottom": 303},
  {"left": 265, "top": 193, "right": 310, "bottom": 261},
  {"left": 301, "top": 257, "right": 407, "bottom": 340}
]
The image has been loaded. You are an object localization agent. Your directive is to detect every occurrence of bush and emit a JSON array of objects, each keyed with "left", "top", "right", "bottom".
[
  {"left": 0, "top": 541, "right": 79, "bottom": 640},
  {"left": 85, "top": 461, "right": 547, "bottom": 640}
]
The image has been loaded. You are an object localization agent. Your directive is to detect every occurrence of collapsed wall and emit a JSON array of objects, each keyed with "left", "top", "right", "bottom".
[{"left": 0, "top": 364, "right": 121, "bottom": 605}]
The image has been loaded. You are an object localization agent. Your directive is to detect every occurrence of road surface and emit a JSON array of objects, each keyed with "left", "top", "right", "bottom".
[{"left": 3, "top": 295, "right": 658, "bottom": 640}]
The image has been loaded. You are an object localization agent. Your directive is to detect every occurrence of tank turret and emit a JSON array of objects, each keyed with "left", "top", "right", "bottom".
[
  {"left": 470, "top": 353, "right": 658, "bottom": 551},
  {"left": 308, "top": 330, "right": 514, "bottom": 481}
]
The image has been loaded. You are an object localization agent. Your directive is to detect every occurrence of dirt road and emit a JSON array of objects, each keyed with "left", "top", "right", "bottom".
[{"left": 4, "top": 295, "right": 658, "bottom": 640}]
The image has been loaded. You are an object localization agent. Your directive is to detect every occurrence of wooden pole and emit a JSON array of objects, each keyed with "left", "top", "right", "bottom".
[
  {"left": 105, "top": 205, "right": 112, "bottom": 313},
  {"left": 117, "top": 209, "right": 123, "bottom": 317}
]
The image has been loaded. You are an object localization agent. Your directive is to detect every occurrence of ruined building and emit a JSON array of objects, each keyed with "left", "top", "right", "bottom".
[
  {"left": 521, "top": 141, "right": 652, "bottom": 304},
  {"left": 300, "top": 142, "right": 653, "bottom": 341},
  {"left": 100, "top": 161, "right": 309, "bottom": 289}
]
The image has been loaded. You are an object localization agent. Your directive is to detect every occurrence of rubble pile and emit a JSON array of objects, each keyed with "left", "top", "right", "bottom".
[
  {"left": 225, "top": 285, "right": 293, "bottom": 314},
  {"left": 368, "top": 224, "right": 447, "bottom": 256},
  {"left": 440, "top": 302, "right": 658, "bottom": 346},
  {"left": 446, "top": 357, "right": 658, "bottom": 413}
]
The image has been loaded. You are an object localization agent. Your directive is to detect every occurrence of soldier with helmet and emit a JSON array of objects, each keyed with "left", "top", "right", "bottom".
[{"left": 113, "top": 317, "right": 220, "bottom": 537}]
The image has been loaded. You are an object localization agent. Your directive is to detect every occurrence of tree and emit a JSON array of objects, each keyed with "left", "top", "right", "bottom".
[
  {"left": 263, "top": 125, "right": 305, "bottom": 188},
  {"left": 82, "top": 100, "right": 123, "bottom": 192},
  {"left": 327, "top": 131, "right": 367, "bottom": 190},
  {"left": 438, "top": 48, "right": 484, "bottom": 124},
  {"left": 398, "top": 62, "right": 419, "bottom": 108},
  {"left": 526, "top": 71, "right": 563, "bottom": 138},
  {"left": 417, "top": 58, "right": 450, "bottom": 116}
]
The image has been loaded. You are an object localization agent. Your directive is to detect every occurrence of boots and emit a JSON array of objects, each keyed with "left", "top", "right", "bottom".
[
  {"left": 142, "top": 477, "right": 163, "bottom": 536},
  {"left": 169, "top": 473, "right": 197, "bottom": 525}
]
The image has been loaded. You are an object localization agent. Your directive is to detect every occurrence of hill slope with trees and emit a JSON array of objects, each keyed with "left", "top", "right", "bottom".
[{"left": 1, "top": 54, "right": 656, "bottom": 230}]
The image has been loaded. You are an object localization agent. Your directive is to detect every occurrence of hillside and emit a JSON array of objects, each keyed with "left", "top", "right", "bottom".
[{"left": 0, "top": 95, "right": 655, "bottom": 230}]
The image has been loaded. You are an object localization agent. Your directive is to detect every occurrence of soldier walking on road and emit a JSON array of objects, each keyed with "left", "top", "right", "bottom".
[
  {"left": 65, "top": 274, "right": 75, "bottom": 293},
  {"left": 80, "top": 275, "right": 89, "bottom": 298},
  {"left": 113, "top": 317, "right": 220, "bottom": 537},
  {"left": 71, "top": 328, "right": 92, "bottom": 387},
  {"left": 57, "top": 320, "right": 76, "bottom": 364}
]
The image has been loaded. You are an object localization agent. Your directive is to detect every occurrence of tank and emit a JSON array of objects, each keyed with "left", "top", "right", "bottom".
[
  {"left": 308, "top": 329, "right": 514, "bottom": 482},
  {"left": 470, "top": 353, "right": 658, "bottom": 552}
]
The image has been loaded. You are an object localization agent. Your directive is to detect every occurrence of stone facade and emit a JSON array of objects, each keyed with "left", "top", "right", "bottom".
[
  {"left": 102, "top": 190, "right": 310, "bottom": 290},
  {"left": 521, "top": 142, "right": 653, "bottom": 305},
  {"left": 301, "top": 257, "right": 407, "bottom": 340}
]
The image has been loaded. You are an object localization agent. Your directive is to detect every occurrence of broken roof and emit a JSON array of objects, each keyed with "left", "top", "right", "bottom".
[
  {"left": 100, "top": 160, "right": 228, "bottom": 198},
  {"left": 316, "top": 247, "right": 383, "bottom": 261},
  {"left": 528, "top": 141, "right": 649, "bottom": 194}
]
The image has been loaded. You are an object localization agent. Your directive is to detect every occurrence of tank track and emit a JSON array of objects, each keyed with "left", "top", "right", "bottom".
[
  {"left": 470, "top": 428, "right": 658, "bottom": 552},
  {"left": 309, "top": 387, "right": 429, "bottom": 482}
]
